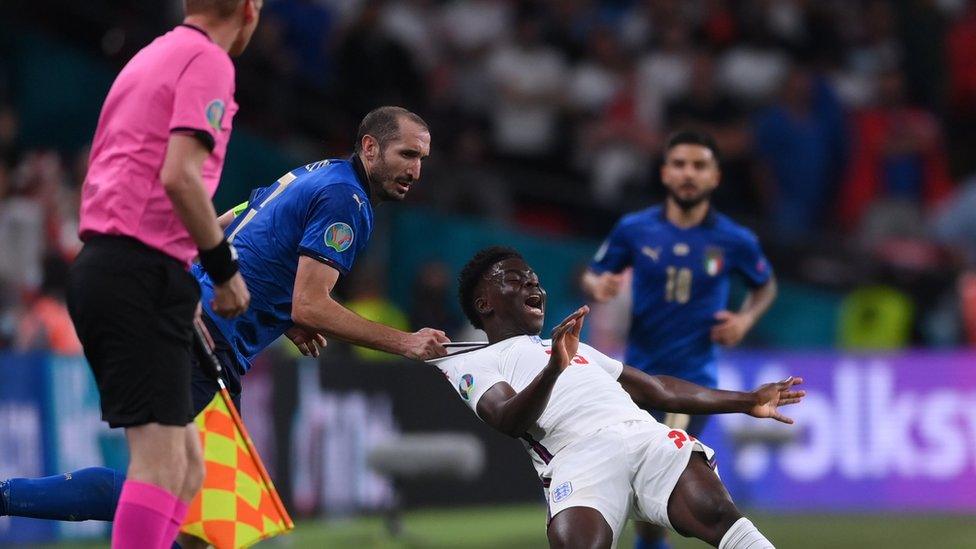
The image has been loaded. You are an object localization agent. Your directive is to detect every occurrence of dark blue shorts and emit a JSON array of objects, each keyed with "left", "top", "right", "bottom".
[{"left": 190, "top": 314, "right": 243, "bottom": 416}]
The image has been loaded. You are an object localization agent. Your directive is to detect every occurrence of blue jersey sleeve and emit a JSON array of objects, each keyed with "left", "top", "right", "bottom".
[
  {"left": 732, "top": 232, "right": 773, "bottom": 287},
  {"left": 589, "top": 221, "right": 631, "bottom": 274},
  {"left": 298, "top": 184, "right": 367, "bottom": 275}
]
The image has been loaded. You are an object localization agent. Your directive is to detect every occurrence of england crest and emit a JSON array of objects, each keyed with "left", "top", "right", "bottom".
[{"left": 552, "top": 481, "right": 573, "bottom": 503}]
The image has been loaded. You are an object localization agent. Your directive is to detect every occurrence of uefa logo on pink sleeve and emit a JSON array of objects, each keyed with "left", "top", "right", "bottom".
[{"left": 205, "top": 99, "right": 226, "bottom": 132}]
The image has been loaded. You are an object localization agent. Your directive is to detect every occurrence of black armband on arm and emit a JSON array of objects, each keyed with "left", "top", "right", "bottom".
[{"left": 199, "top": 238, "right": 239, "bottom": 284}]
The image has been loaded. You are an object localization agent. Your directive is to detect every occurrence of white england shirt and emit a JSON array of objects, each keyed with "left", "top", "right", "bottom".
[{"left": 431, "top": 335, "right": 655, "bottom": 475}]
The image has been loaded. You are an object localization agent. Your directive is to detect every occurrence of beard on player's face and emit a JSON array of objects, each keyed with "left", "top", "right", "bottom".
[
  {"left": 372, "top": 149, "right": 414, "bottom": 202},
  {"left": 666, "top": 184, "right": 713, "bottom": 210}
]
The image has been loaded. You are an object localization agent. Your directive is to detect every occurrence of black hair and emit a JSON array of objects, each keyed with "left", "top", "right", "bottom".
[
  {"left": 354, "top": 106, "right": 429, "bottom": 154},
  {"left": 458, "top": 246, "right": 523, "bottom": 329},
  {"left": 664, "top": 130, "right": 721, "bottom": 165}
]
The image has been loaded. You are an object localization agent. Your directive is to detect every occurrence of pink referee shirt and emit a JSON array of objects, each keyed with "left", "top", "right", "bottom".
[{"left": 80, "top": 24, "right": 238, "bottom": 267}]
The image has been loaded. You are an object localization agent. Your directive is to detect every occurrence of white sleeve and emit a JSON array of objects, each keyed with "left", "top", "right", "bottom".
[
  {"left": 437, "top": 355, "right": 507, "bottom": 415},
  {"left": 580, "top": 343, "right": 624, "bottom": 379}
]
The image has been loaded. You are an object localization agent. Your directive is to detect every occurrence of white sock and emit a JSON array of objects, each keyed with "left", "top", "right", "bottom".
[{"left": 718, "top": 517, "right": 774, "bottom": 549}]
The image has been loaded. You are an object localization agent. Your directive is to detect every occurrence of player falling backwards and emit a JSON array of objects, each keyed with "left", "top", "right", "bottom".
[
  {"left": 0, "top": 106, "right": 449, "bottom": 546},
  {"left": 433, "top": 246, "right": 802, "bottom": 549},
  {"left": 581, "top": 131, "right": 777, "bottom": 549}
]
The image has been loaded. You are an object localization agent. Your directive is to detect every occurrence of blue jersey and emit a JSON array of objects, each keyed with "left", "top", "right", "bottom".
[
  {"left": 589, "top": 206, "right": 771, "bottom": 388},
  {"left": 193, "top": 157, "right": 374, "bottom": 371}
]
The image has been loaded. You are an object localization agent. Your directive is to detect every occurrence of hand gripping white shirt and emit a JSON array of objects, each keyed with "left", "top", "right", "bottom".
[{"left": 431, "top": 335, "right": 655, "bottom": 475}]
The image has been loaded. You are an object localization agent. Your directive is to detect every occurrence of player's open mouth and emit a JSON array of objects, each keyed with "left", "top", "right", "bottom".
[
  {"left": 397, "top": 182, "right": 411, "bottom": 193},
  {"left": 524, "top": 294, "right": 544, "bottom": 316}
]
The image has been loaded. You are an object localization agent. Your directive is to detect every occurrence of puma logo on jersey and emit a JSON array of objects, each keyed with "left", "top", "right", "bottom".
[
  {"left": 641, "top": 246, "right": 661, "bottom": 262},
  {"left": 352, "top": 194, "right": 366, "bottom": 211},
  {"left": 304, "top": 159, "right": 330, "bottom": 172}
]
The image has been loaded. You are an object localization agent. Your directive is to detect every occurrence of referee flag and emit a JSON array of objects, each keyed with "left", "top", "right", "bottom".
[{"left": 180, "top": 389, "right": 294, "bottom": 548}]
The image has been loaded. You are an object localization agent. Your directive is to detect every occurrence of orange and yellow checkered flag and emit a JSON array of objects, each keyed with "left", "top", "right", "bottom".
[{"left": 180, "top": 390, "right": 294, "bottom": 548}]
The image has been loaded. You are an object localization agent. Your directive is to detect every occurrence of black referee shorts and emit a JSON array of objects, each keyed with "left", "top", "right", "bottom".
[{"left": 67, "top": 235, "right": 200, "bottom": 428}]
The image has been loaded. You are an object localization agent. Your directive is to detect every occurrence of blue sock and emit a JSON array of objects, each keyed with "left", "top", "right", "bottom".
[
  {"left": 1, "top": 467, "right": 125, "bottom": 521},
  {"left": 635, "top": 536, "right": 671, "bottom": 549}
]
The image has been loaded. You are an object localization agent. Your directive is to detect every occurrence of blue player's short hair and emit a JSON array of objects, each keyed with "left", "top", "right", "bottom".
[
  {"left": 664, "top": 130, "right": 721, "bottom": 165},
  {"left": 458, "top": 246, "right": 523, "bottom": 329},
  {"left": 355, "top": 106, "right": 429, "bottom": 154}
]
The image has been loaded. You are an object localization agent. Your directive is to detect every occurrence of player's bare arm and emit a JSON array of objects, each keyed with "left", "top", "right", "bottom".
[
  {"left": 711, "top": 275, "right": 778, "bottom": 346},
  {"left": 618, "top": 366, "right": 805, "bottom": 423},
  {"left": 475, "top": 307, "right": 589, "bottom": 437},
  {"left": 161, "top": 134, "right": 250, "bottom": 317},
  {"left": 291, "top": 256, "right": 449, "bottom": 360},
  {"left": 581, "top": 269, "right": 625, "bottom": 303}
]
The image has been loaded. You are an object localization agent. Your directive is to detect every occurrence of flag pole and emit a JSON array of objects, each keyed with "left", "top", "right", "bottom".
[{"left": 192, "top": 320, "right": 295, "bottom": 530}]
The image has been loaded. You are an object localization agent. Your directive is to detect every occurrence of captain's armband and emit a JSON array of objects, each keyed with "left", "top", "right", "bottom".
[{"left": 231, "top": 201, "right": 250, "bottom": 216}]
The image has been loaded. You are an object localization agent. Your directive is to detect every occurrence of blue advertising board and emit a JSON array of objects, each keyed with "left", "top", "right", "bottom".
[
  {"left": 0, "top": 352, "right": 125, "bottom": 543},
  {"left": 707, "top": 351, "right": 976, "bottom": 511}
]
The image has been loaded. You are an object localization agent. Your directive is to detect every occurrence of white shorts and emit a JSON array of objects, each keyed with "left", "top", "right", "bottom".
[{"left": 541, "top": 420, "right": 716, "bottom": 546}]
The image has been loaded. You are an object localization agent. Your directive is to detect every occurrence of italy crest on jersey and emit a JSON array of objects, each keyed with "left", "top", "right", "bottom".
[{"left": 704, "top": 247, "right": 724, "bottom": 276}]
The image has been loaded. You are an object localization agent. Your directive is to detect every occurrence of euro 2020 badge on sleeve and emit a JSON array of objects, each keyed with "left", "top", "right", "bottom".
[
  {"left": 324, "top": 222, "right": 354, "bottom": 253},
  {"left": 458, "top": 374, "right": 475, "bottom": 401},
  {"left": 205, "top": 99, "right": 225, "bottom": 132}
]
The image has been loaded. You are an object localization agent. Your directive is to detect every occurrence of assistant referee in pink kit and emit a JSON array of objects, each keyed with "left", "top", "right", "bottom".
[{"left": 67, "top": 1, "right": 261, "bottom": 546}]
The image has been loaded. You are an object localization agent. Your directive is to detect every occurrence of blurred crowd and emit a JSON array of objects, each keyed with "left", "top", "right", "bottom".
[{"left": 4, "top": 0, "right": 976, "bottom": 351}]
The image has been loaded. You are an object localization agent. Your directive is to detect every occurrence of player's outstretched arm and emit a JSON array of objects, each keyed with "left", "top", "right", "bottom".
[
  {"left": 476, "top": 307, "right": 588, "bottom": 437},
  {"left": 580, "top": 269, "right": 625, "bottom": 303},
  {"left": 618, "top": 367, "right": 805, "bottom": 423},
  {"left": 291, "top": 256, "right": 449, "bottom": 361}
]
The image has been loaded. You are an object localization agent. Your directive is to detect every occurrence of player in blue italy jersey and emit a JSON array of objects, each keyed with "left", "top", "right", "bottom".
[
  {"left": 582, "top": 131, "right": 777, "bottom": 549},
  {"left": 192, "top": 106, "right": 448, "bottom": 410},
  {"left": 0, "top": 107, "right": 449, "bottom": 545}
]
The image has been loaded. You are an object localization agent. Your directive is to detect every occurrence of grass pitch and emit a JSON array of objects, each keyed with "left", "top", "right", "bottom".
[{"left": 39, "top": 504, "right": 976, "bottom": 548}]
